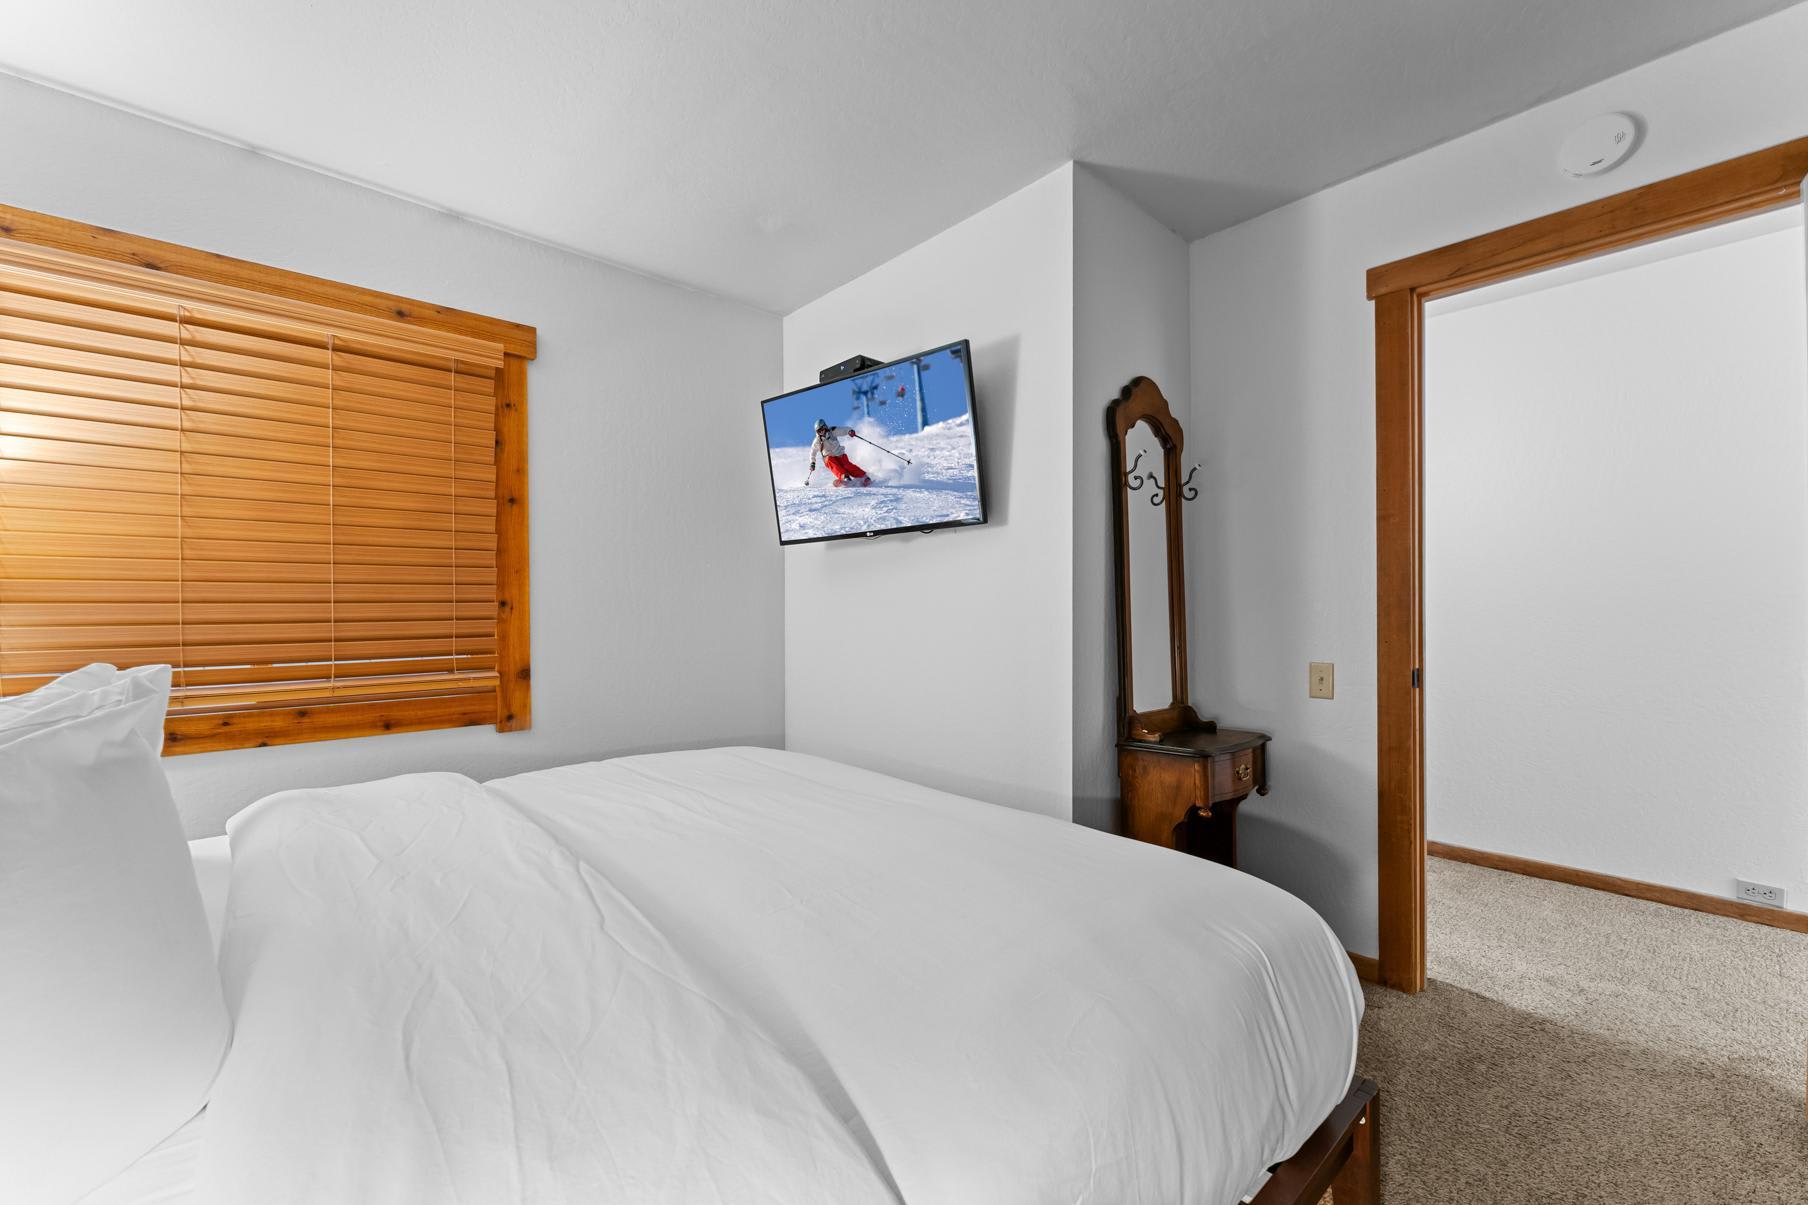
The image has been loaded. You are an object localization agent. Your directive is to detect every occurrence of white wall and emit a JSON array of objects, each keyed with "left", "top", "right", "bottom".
[
  {"left": 0, "top": 75, "right": 785, "bottom": 837},
  {"left": 1426, "top": 218, "right": 1808, "bottom": 914},
  {"left": 1072, "top": 167, "right": 1192, "bottom": 831},
  {"left": 782, "top": 167, "right": 1076, "bottom": 818},
  {"left": 1189, "top": 3, "right": 1808, "bottom": 955}
]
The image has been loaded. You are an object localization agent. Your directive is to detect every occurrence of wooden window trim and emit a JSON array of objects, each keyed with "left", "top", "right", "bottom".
[
  {"left": 0, "top": 203, "right": 535, "bottom": 359},
  {"left": 1366, "top": 136, "right": 1808, "bottom": 993},
  {"left": 0, "top": 202, "right": 537, "bottom": 754}
]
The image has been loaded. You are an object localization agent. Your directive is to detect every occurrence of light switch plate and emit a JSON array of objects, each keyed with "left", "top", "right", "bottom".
[{"left": 1309, "top": 661, "right": 1334, "bottom": 700}]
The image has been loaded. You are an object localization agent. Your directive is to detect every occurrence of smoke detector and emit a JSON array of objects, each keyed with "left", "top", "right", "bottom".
[{"left": 1558, "top": 113, "right": 1639, "bottom": 178}]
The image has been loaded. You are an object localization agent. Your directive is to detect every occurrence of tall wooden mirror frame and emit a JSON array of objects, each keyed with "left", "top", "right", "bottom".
[
  {"left": 1107, "top": 377, "right": 1208, "bottom": 743},
  {"left": 1367, "top": 136, "right": 1808, "bottom": 994}
]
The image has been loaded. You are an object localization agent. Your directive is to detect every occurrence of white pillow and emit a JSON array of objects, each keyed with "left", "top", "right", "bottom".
[
  {"left": 0, "top": 664, "right": 170, "bottom": 753},
  {"left": 0, "top": 665, "right": 229, "bottom": 1202},
  {"left": 0, "top": 663, "right": 116, "bottom": 713}
]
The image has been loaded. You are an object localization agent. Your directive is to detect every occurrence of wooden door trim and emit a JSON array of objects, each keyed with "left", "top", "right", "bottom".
[
  {"left": 1374, "top": 288, "right": 1424, "bottom": 991},
  {"left": 1368, "top": 137, "right": 1808, "bottom": 300},
  {"left": 1369, "top": 136, "right": 1808, "bottom": 993}
]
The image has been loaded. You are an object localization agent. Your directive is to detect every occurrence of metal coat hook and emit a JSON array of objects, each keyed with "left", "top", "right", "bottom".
[
  {"left": 1126, "top": 452, "right": 1201, "bottom": 506},
  {"left": 1124, "top": 448, "right": 1150, "bottom": 493}
]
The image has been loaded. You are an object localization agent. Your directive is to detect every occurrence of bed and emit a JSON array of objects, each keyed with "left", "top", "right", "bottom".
[{"left": 86, "top": 746, "right": 1375, "bottom": 1204}]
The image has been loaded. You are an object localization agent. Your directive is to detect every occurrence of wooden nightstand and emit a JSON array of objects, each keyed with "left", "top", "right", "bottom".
[{"left": 1119, "top": 727, "right": 1269, "bottom": 868}]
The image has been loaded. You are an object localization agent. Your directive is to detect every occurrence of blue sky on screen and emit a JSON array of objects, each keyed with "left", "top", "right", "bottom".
[{"left": 762, "top": 344, "right": 971, "bottom": 448}]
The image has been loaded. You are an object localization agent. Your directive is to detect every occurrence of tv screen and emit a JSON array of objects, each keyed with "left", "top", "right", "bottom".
[{"left": 760, "top": 340, "right": 986, "bottom": 545}]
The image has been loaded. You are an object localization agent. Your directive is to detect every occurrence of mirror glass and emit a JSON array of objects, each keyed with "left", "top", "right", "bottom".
[{"left": 1124, "top": 419, "right": 1173, "bottom": 713}]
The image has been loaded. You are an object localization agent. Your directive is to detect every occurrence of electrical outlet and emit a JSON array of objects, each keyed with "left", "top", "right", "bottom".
[
  {"left": 1308, "top": 662, "right": 1334, "bottom": 700},
  {"left": 1736, "top": 880, "right": 1787, "bottom": 909}
]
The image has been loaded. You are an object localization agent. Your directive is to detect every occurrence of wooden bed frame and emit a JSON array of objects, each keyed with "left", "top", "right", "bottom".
[{"left": 1250, "top": 1078, "right": 1381, "bottom": 1205}]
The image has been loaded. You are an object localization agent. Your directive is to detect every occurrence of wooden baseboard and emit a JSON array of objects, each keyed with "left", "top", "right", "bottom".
[
  {"left": 1346, "top": 950, "right": 1381, "bottom": 984},
  {"left": 1428, "top": 841, "right": 1808, "bottom": 935}
]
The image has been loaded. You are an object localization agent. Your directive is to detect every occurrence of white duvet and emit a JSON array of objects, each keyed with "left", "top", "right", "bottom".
[{"left": 197, "top": 748, "right": 1360, "bottom": 1204}]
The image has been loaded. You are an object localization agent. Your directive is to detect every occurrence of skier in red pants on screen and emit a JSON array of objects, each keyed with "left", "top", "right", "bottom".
[{"left": 809, "top": 418, "right": 872, "bottom": 488}]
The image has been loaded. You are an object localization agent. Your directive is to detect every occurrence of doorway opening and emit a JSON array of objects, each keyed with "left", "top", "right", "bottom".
[
  {"left": 1367, "top": 137, "right": 1808, "bottom": 993},
  {"left": 1424, "top": 202, "right": 1807, "bottom": 942}
]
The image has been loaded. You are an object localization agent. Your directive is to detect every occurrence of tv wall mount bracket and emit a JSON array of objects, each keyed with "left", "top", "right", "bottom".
[{"left": 819, "top": 354, "right": 886, "bottom": 384}]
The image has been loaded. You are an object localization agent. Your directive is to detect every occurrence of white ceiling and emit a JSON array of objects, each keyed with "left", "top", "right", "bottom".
[{"left": 0, "top": 0, "right": 1795, "bottom": 313}]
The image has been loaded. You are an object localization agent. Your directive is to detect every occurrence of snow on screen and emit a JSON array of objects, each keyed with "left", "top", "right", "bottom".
[{"left": 763, "top": 344, "right": 983, "bottom": 543}]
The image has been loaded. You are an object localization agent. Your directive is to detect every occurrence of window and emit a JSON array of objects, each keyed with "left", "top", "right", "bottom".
[{"left": 0, "top": 209, "right": 534, "bottom": 752}]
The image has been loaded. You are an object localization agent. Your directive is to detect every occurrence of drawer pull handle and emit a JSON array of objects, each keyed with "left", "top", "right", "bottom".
[{"left": 1235, "top": 762, "right": 1253, "bottom": 782}]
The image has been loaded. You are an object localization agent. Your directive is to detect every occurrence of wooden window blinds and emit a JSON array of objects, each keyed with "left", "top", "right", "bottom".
[{"left": 0, "top": 212, "right": 534, "bottom": 753}]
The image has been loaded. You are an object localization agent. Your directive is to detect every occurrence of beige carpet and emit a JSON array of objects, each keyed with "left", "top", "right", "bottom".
[{"left": 1353, "top": 856, "right": 1808, "bottom": 1203}]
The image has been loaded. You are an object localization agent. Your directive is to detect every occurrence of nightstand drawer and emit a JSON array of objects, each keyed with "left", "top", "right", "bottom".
[{"left": 1209, "top": 747, "right": 1259, "bottom": 801}]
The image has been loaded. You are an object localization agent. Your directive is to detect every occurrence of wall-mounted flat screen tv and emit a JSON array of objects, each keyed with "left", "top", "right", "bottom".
[{"left": 760, "top": 339, "right": 986, "bottom": 545}]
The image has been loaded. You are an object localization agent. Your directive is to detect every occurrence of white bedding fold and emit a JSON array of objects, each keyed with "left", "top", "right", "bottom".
[{"left": 198, "top": 771, "right": 896, "bottom": 1205}]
